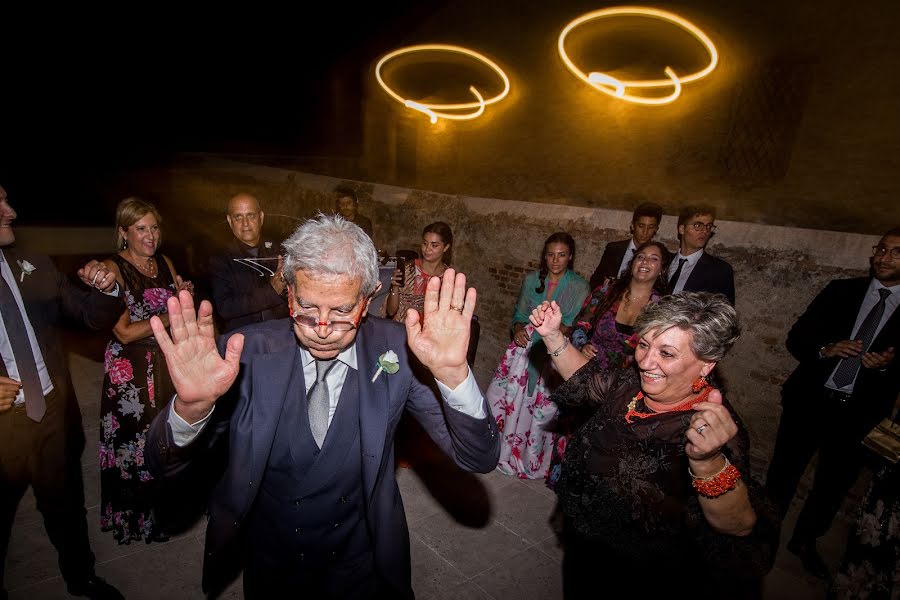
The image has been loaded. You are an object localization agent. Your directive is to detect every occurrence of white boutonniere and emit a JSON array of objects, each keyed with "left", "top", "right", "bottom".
[
  {"left": 264, "top": 241, "right": 273, "bottom": 249},
  {"left": 16, "top": 259, "right": 36, "bottom": 282},
  {"left": 371, "top": 350, "right": 400, "bottom": 382}
]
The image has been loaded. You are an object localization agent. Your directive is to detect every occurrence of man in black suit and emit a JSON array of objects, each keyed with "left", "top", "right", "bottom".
[
  {"left": 209, "top": 193, "right": 289, "bottom": 332},
  {"left": 589, "top": 202, "right": 664, "bottom": 289},
  {"left": 666, "top": 204, "right": 735, "bottom": 304},
  {"left": 766, "top": 227, "right": 900, "bottom": 579},
  {"left": 0, "top": 184, "right": 123, "bottom": 599}
]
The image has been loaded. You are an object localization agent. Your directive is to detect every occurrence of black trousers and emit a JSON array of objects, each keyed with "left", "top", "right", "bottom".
[
  {"left": 765, "top": 390, "right": 867, "bottom": 542},
  {"left": 0, "top": 389, "right": 95, "bottom": 592}
]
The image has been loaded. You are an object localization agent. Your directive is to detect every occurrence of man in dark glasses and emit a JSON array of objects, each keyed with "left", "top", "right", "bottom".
[{"left": 666, "top": 203, "right": 735, "bottom": 304}]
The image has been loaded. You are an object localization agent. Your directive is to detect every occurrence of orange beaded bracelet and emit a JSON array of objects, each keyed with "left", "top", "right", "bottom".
[{"left": 689, "top": 455, "right": 742, "bottom": 498}]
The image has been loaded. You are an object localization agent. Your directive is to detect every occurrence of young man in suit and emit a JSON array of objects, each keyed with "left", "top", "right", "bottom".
[
  {"left": 766, "top": 227, "right": 900, "bottom": 580},
  {"left": 666, "top": 204, "right": 735, "bottom": 305},
  {"left": 589, "top": 202, "right": 664, "bottom": 290},
  {"left": 0, "top": 184, "right": 124, "bottom": 599},
  {"left": 209, "top": 193, "right": 289, "bottom": 332},
  {"left": 147, "top": 214, "right": 499, "bottom": 598}
]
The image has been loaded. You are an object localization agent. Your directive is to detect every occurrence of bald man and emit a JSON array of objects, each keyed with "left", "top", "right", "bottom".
[{"left": 209, "top": 193, "right": 289, "bottom": 332}]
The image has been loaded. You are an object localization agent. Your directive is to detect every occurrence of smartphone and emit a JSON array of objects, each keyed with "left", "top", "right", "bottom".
[{"left": 396, "top": 257, "right": 407, "bottom": 287}]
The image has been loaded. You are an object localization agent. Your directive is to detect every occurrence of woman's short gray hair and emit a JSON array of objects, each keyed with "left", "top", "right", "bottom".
[
  {"left": 634, "top": 292, "right": 740, "bottom": 361},
  {"left": 281, "top": 214, "right": 379, "bottom": 296}
]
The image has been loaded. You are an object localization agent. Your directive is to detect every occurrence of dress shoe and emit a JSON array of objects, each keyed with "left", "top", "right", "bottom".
[
  {"left": 787, "top": 538, "right": 831, "bottom": 580},
  {"left": 67, "top": 575, "right": 125, "bottom": 600}
]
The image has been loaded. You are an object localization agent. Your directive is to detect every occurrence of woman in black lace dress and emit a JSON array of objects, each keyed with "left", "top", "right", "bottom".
[
  {"left": 530, "top": 292, "right": 779, "bottom": 598},
  {"left": 98, "top": 198, "right": 192, "bottom": 544}
]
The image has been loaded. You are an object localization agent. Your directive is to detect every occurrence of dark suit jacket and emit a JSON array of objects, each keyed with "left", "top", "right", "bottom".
[
  {"left": 590, "top": 239, "right": 630, "bottom": 290},
  {"left": 1, "top": 248, "right": 122, "bottom": 426},
  {"left": 781, "top": 277, "right": 900, "bottom": 434},
  {"left": 146, "top": 317, "right": 500, "bottom": 596},
  {"left": 679, "top": 252, "right": 736, "bottom": 305},
  {"left": 208, "top": 238, "right": 289, "bottom": 332}
]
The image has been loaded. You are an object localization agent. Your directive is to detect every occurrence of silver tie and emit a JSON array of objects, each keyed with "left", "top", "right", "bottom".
[{"left": 308, "top": 359, "right": 337, "bottom": 448}]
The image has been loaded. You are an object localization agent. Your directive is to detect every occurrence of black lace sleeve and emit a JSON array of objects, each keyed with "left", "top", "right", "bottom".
[{"left": 552, "top": 360, "right": 638, "bottom": 408}]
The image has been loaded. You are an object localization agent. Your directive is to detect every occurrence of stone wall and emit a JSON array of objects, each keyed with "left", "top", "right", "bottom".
[{"left": 142, "top": 157, "right": 880, "bottom": 475}]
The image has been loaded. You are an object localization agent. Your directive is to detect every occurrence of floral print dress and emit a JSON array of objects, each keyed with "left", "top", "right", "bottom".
[
  {"left": 99, "top": 254, "right": 176, "bottom": 544},
  {"left": 488, "top": 270, "right": 589, "bottom": 479}
]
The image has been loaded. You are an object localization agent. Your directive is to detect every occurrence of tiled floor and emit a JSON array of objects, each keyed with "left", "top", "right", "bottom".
[{"left": 5, "top": 354, "right": 851, "bottom": 599}]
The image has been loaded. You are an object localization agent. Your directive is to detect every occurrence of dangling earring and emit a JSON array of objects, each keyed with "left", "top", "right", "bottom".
[
  {"left": 122, "top": 237, "right": 127, "bottom": 249},
  {"left": 691, "top": 375, "right": 709, "bottom": 393}
]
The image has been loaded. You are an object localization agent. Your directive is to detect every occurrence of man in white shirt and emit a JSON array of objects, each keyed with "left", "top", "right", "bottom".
[
  {"left": 766, "top": 227, "right": 900, "bottom": 579},
  {"left": 666, "top": 204, "right": 735, "bottom": 304},
  {"left": 146, "top": 214, "right": 499, "bottom": 598},
  {"left": 589, "top": 202, "right": 665, "bottom": 289},
  {"left": 0, "top": 184, "right": 124, "bottom": 599}
]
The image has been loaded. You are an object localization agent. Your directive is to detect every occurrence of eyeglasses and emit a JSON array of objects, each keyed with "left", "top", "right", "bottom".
[
  {"left": 873, "top": 245, "right": 900, "bottom": 259},
  {"left": 288, "top": 291, "right": 369, "bottom": 332},
  {"left": 689, "top": 222, "right": 717, "bottom": 232}
]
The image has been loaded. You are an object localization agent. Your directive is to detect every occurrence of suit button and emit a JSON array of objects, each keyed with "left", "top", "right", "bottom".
[
  {"left": 295, "top": 499, "right": 302, "bottom": 506},
  {"left": 232, "top": 520, "right": 239, "bottom": 528},
  {"left": 299, "top": 553, "right": 304, "bottom": 561},
  {"left": 340, "top": 496, "right": 347, "bottom": 504},
  {"left": 295, "top": 527, "right": 301, "bottom": 534},
  {"left": 333, "top": 522, "right": 340, "bottom": 529}
]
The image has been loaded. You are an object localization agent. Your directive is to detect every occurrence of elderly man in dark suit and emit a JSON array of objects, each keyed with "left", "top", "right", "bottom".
[
  {"left": 666, "top": 204, "right": 735, "bottom": 305},
  {"left": 765, "top": 227, "right": 900, "bottom": 580},
  {"left": 589, "top": 202, "right": 664, "bottom": 290},
  {"left": 147, "top": 214, "right": 499, "bottom": 598},
  {"left": 0, "top": 184, "right": 123, "bottom": 599},
  {"left": 209, "top": 192, "right": 289, "bottom": 332}
]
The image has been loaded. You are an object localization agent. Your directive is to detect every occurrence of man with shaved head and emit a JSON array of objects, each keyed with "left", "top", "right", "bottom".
[{"left": 209, "top": 193, "right": 289, "bottom": 332}]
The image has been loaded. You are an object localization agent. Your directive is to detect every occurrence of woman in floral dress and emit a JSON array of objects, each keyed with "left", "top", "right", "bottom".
[
  {"left": 488, "top": 232, "right": 589, "bottom": 479},
  {"left": 547, "top": 240, "right": 669, "bottom": 489},
  {"left": 99, "top": 198, "right": 191, "bottom": 544}
]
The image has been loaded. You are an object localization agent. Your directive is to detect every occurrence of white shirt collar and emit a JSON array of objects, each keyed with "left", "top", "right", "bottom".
[
  {"left": 674, "top": 248, "right": 704, "bottom": 266},
  {"left": 298, "top": 342, "right": 358, "bottom": 371}
]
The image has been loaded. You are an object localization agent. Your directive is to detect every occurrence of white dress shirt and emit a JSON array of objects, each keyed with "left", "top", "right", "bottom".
[
  {"left": 826, "top": 279, "right": 900, "bottom": 392},
  {"left": 616, "top": 240, "right": 637, "bottom": 278},
  {"left": 169, "top": 342, "right": 486, "bottom": 446},
  {"left": 667, "top": 249, "right": 704, "bottom": 292},
  {"left": 0, "top": 251, "right": 54, "bottom": 405}
]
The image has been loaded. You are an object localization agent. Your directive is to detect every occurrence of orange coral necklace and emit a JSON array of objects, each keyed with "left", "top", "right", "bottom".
[{"left": 625, "top": 386, "right": 713, "bottom": 424}]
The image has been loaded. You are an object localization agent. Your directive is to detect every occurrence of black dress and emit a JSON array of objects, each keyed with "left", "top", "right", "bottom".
[
  {"left": 553, "top": 360, "right": 779, "bottom": 598},
  {"left": 99, "top": 254, "right": 176, "bottom": 543}
]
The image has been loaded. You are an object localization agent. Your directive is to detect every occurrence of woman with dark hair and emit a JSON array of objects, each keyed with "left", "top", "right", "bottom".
[
  {"left": 531, "top": 292, "right": 778, "bottom": 598},
  {"left": 384, "top": 221, "right": 452, "bottom": 322},
  {"left": 488, "top": 232, "right": 590, "bottom": 478},
  {"left": 547, "top": 240, "right": 669, "bottom": 489},
  {"left": 98, "top": 197, "right": 192, "bottom": 544}
]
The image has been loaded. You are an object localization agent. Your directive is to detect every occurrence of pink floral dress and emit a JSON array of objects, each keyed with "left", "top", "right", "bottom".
[{"left": 99, "top": 254, "right": 176, "bottom": 544}]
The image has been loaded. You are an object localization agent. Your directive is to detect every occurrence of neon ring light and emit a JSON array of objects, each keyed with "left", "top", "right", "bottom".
[
  {"left": 375, "top": 44, "right": 510, "bottom": 123},
  {"left": 558, "top": 6, "right": 718, "bottom": 105}
]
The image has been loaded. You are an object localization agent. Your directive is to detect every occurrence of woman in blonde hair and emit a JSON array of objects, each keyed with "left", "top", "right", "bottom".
[{"left": 98, "top": 197, "right": 192, "bottom": 544}]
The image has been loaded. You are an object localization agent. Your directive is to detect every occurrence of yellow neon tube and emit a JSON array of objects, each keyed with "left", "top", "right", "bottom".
[
  {"left": 375, "top": 44, "right": 510, "bottom": 123},
  {"left": 558, "top": 6, "right": 718, "bottom": 105}
]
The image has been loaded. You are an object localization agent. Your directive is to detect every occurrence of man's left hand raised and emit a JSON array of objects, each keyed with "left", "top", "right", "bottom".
[{"left": 405, "top": 269, "right": 476, "bottom": 389}]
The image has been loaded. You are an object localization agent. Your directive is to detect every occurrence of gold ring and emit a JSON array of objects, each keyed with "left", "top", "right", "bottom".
[{"left": 449, "top": 305, "right": 464, "bottom": 313}]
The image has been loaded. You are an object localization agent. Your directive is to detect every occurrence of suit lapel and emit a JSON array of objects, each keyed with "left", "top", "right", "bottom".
[
  {"left": 248, "top": 343, "right": 301, "bottom": 489},
  {"left": 355, "top": 322, "right": 390, "bottom": 502}
]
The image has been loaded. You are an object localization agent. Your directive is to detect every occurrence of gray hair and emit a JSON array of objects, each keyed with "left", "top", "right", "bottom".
[
  {"left": 634, "top": 292, "right": 740, "bottom": 361},
  {"left": 281, "top": 213, "right": 379, "bottom": 296}
]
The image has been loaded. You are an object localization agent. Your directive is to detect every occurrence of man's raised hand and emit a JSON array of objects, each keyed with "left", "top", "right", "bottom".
[{"left": 150, "top": 290, "right": 244, "bottom": 423}]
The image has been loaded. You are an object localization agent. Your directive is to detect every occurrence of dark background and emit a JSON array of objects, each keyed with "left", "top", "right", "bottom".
[{"left": 0, "top": 3, "right": 445, "bottom": 225}]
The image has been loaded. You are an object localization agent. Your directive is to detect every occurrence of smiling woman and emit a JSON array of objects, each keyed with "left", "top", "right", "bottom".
[
  {"left": 530, "top": 291, "right": 779, "bottom": 598},
  {"left": 487, "top": 232, "right": 589, "bottom": 479}
]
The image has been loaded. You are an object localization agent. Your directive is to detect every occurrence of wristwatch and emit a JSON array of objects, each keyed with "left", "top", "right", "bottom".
[{"left": 818, "top": 344, "right": 830, "bottom": 359}]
